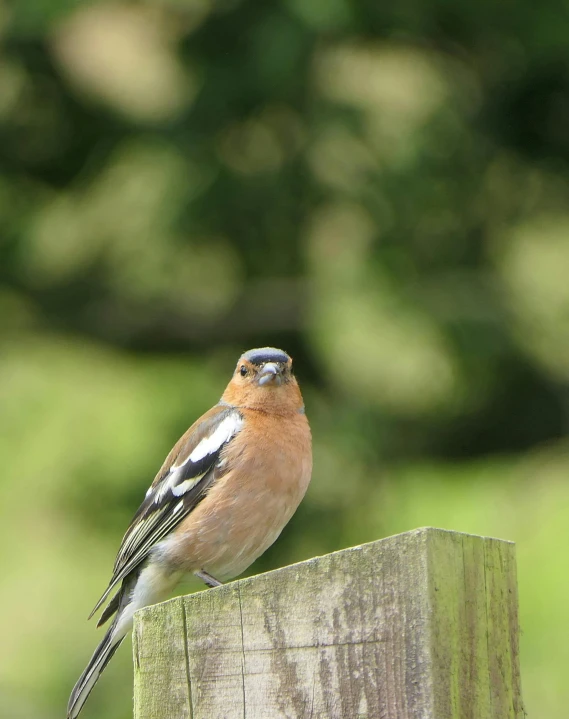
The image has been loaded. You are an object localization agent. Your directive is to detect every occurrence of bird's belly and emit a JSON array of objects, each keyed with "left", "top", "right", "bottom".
[
  {"left": 163, "top": 465, "right": 310, "bottom": 581},
  {"left": 200, "top": 501, "right": 291, "bottom": 580}
]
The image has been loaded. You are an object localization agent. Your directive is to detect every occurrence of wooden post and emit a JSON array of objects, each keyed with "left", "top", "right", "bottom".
[{"left": 132, "top": 527, "right": 524, "bottom": 719}]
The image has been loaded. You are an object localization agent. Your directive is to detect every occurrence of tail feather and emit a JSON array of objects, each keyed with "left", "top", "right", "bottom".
[
  {"left": 68, "top": 572, "right": 139, "bottom": 719},
  {"left": 67, "top": 626, "right": 125, "bottom": 719},
  {"left": 68, "top": 561, "right": 176, "bottom": 717}
]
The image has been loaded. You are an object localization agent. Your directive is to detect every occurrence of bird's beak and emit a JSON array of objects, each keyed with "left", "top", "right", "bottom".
[{"left": 258, "top": 362, "right": 282, "bottom": 386}]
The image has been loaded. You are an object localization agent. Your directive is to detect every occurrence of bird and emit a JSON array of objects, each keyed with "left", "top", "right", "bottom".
[{"left": 67, "top": 347, "right": 312, "bottom": 719}]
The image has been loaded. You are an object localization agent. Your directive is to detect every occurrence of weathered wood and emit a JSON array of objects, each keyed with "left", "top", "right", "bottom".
[{"left": 133, "top": 527, "right": 524, "bottom": 719}]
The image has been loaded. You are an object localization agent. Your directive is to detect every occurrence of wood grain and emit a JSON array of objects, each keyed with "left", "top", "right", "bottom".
[{"left": 133, "top": 527, "right": 524, "bottom": 719}]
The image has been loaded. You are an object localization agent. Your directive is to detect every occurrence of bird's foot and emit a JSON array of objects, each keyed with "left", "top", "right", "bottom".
[{"left": 195, "top": 569, "right": 223, "bottom": 588}]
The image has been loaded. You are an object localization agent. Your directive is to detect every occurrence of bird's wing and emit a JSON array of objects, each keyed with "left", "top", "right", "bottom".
[{"left": 89, "top": 404, "right": 243, "bottom": 619}]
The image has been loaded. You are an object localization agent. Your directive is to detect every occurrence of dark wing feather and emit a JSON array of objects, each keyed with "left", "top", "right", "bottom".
[
  {"left": 96, "top": 588, "right": 120, "bottom": 628},
  {"left": 89, "top": 404, "right": 242, "bottom": 620}
]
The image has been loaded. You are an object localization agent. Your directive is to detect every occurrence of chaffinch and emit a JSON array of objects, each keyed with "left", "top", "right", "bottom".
[{"left": 67, "top": 347, "right": 312, "bottom": 719}]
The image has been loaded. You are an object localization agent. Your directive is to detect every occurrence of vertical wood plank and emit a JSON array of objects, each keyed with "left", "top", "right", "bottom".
[
  {"left": 483, "top": 538, "right": 524, "bottom": 719},
  {"left": 133, "top": 598, "right": 191, "bottom": 719}
]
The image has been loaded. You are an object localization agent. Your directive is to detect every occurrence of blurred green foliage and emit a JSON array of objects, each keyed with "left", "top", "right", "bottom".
[{"left": 1, "top": 0, "right": 569, "bottom": 717}]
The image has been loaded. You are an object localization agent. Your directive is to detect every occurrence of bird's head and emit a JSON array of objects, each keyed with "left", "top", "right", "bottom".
[{"left": 222, "top": 347, "right": 304, "bottom": 414}]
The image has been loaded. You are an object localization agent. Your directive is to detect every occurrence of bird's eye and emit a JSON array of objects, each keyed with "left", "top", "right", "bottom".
[{"left": 239, "top": 365, "right": 248, "bottom": 377}]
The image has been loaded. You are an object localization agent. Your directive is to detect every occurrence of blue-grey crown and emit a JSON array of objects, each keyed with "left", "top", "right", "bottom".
[{"left": 241, "top": 347, "right": 290, "bottom": 366}]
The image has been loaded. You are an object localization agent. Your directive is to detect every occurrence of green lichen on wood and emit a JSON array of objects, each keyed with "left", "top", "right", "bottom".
[
  {"left": 133, "top": 598, "right": 192, "bottom": 719},
  {"left": 133, "top": 528, "right": 524, "bottom": 719}
]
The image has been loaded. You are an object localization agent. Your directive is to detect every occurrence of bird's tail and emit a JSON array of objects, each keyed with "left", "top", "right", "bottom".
[
  {"left": 67, "top": 573, "right": 138, "bottom": 719},
  {"left": 67, "top": 624, "right": 125, "bottom": 719}
]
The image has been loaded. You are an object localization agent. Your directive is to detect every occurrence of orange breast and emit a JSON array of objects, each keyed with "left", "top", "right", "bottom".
[{"left": 164, "top": 411, "right": 312, "bottom": 580}]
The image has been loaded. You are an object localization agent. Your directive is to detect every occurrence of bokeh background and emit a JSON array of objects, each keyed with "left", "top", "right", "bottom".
[{"left": 1, "top": 0, "right": 568, "bottom": 716}]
